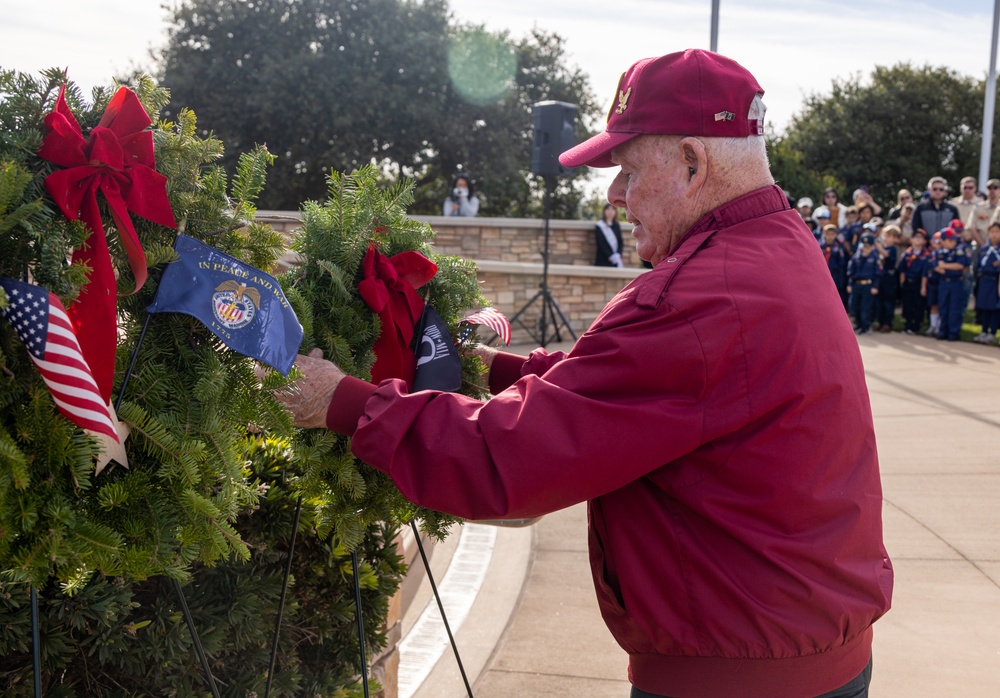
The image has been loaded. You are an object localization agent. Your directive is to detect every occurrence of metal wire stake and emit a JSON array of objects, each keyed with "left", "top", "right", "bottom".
[
  {"left": 171, "top": 578, "right": 221, "bottom": 698},
  {"left": 409, "top": 519, "right": 474, "bottom": 697},
  {"left": 30, "top": 585, "right": 41, "bottom": 698},
  {"left": 352, "top": 551, "right": 371, "bottom": 698},
  {"left": 264, "top": 495, "right": 303, "bottom": 698}
]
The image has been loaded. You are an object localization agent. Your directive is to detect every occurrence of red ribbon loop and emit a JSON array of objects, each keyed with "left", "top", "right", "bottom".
[
  {"left": 38, "top": 85, "right": 176, "bottom": 401},
  {"left": 357, "top": 247, "right": 438, "bottom": 388}
]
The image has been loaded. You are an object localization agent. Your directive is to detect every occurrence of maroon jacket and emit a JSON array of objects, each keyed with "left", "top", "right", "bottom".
[{"left": 328, "top": 185, "right": 893, "bottom": 697}]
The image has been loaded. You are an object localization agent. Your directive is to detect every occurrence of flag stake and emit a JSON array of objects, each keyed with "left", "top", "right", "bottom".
[
  {"left": 352, "top": 551, "right": 371, "bottom": 698},
  {"left": 31, "top": 585, "right": 41, "bottom": 698},
  {"left": 409, "top": 519, "right": 474, "bottom": 697},
  {"left": 264, "top": 495, "right": 303, "bottom": 698},
  {"left": 115, "top": 313, "right": 153, "bottom": 412},
  {"left": 172, "top": 577, "right": 221, "bottom": 698}
]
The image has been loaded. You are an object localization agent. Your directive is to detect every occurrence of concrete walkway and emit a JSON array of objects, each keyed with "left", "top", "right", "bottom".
[{"left": 404, "top": 333, "right": 1000, "bottom": 697}]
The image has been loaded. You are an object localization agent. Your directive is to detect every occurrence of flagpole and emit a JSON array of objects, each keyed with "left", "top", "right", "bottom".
[
  {"left": 115, "top": 313, "right": 153, "bottom": 412},
  {"left": 31, "top": 585, "right": 41, "bottom": 698},
  {"left": 979, "top": 0, "right": 1000, "bottom": 187}
]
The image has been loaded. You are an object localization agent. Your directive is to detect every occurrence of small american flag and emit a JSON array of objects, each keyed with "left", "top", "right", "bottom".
[
  {"left": 461, "top": 307, "right": 512, "bottom": 346},
  {"left": 0, "top": 277, "right": 118, "bottom": 441}
]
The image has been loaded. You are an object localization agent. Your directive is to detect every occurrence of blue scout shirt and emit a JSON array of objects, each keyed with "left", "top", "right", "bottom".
[
  {"left": 848, "top": 247, "right": 883, "bottom": 283},
  {"left": 935, "top": 245, "right": 971, "bottom": 280},
  {"left": 898, "top": 247, "right": 930, "bottom": 282},
  {"left": 820, "top": 240, "right": 848, "bottom": 283}
]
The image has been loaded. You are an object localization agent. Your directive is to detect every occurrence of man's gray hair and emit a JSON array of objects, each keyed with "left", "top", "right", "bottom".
[
  {"left": 927, "top": 176, "right": 948, "bottom": 190},
  {"left": 718, "top": 93, "right": 769, "bottom": 164}
]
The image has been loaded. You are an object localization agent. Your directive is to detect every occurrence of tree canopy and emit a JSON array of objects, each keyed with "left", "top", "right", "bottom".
[
  {"left": 780, "top": 63, "right": 996, "bottom": 206},
  {"left": 158, "top": 0, "right": 600, "bottom": 216}
]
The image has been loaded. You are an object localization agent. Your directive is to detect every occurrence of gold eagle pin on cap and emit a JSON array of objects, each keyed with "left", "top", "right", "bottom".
[{"left": 615, "top": 87, "right": 632, "bottom": 115}]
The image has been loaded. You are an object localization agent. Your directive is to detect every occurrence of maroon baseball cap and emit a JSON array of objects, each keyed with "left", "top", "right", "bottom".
[{"left": 559, "top": 49, "right": 765, "bottom": 169}]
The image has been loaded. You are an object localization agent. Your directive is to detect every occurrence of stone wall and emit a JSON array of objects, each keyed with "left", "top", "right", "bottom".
[{"left": 259, "top": 211, "right": 648, "bottom": 344}]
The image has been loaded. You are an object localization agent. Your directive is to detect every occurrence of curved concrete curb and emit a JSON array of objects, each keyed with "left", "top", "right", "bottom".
[{"left": 401, "top": 522, "right": 534, "bottom": 698}]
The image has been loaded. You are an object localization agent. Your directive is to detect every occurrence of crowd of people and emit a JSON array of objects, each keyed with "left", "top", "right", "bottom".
[{"left": 795, "top": 176, "right": 1000, "bottom": 342}]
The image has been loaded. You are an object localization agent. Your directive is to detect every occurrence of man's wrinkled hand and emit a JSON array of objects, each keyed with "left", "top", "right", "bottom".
[
  {"left": 468, "top": 343, "right": 499, "bottom": 370},
  {"left": 273, "top": 348, "right": 347, "bottom": 429}
]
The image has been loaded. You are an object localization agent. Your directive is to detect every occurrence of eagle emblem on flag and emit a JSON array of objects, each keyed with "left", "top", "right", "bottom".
[
  {"left": 147, "top": 234, "right": 303, "bottom": 375},
  {"left": 213, "top": 281, "right": 261, "bottom": 330}
]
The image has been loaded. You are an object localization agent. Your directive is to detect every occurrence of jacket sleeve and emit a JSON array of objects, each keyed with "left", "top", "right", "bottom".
[
  {"left": 347, "top": 308, "right": 707, "bottom": 520},
  {"left": 488, "top": 348, "right": 568, "bottom": 393},
  {"left": 458, "top": 196, "right": 480, "bottom": 216}
]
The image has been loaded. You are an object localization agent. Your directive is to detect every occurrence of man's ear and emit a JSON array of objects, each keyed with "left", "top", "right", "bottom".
[{"left": 678, "top": 137, "right": 708, "bottom": 189}]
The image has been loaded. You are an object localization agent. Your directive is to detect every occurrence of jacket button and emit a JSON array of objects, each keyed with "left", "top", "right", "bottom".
[{"left": 667, "top": 257, "right": 678, "bottom": 263}]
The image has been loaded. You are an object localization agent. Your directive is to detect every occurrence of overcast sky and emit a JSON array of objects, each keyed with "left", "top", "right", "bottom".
[{"left": 3, "top": 0, "right": 1000, "bottom": 195}]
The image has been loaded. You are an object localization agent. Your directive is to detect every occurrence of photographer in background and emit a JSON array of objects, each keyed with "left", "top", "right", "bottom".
[{"left": 442, "top": 173, "right": 480, "bottom": 216}]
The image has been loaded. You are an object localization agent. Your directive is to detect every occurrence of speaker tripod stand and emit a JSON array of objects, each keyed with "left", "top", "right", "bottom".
[{"left": 504, "top": 176, "right": 577, "bottom": 348}]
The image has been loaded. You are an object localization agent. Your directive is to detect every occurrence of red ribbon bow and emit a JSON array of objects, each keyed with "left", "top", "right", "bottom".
[
  {"left": 38, "top": 85, "right": 176, "bottom": 401},
  {"left": 357, "top": 247, "right": 438, "bottom": 388}
]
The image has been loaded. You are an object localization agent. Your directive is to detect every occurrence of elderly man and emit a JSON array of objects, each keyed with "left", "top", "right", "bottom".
[
  {"left": 281, "top": 50, "right": 893, "bottom": 698},
  {"left": 966, "top": 177, "right": 1000, "bottom": 247},
  {"left": 950, "top": 175, "right": 980, "bottom": 231}
]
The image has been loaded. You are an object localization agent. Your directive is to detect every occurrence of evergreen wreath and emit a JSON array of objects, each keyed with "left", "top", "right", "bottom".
[{"left": 0, "top": 67, "right": 491, "bottom": 696}]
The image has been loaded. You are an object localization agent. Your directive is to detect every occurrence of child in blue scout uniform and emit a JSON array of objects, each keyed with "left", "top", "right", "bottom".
[
  {"left": 898, "top": 229, "right": 931, "bottom": 335},
  {"left": 819, "top": 223, "right": 849, "bottom": 308},
  {"left": 841, "top": 206, "right": 861, "bottom": 253},
  {"left": 874, "top": 224, "right": 901, "bottom": 331},
  {"left": 924, "top": 231, "right": 944, "bottom": 336},
  {"left": 812, "top": 206, "right": 832, "bottom": 243},
  {"left": 847, "top": 231, "right": 883, "bottom": 334},
  {"left": 934, "top": 227, "right": 972, "bottom": 341},
  {"left": 949, "top": 218, "right": 976, "bottom": 316},
  {"left": 973, "top": 222, "right": 1000, "bottom": 343}
]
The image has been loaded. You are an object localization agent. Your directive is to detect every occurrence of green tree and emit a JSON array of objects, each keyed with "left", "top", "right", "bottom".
[
  {"left": 766, "top": 126, "right": 843, "bottom": 204},
  {"left": 783, "top": 63, "right": 994, "bottom": 206},
  {"left": 407, "top": 26, "right": 601, "bottom": 219},
  {"left": 158, "top": 0, "right": 600, "bottom": 216}
]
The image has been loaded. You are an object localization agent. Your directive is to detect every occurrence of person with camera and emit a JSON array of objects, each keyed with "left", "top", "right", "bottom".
[
  {"left": 275, "top": 49, "right": 892, "bottom": 698},
  {"left": 442, "top": 173, "right": 480, "bottom": 216}
]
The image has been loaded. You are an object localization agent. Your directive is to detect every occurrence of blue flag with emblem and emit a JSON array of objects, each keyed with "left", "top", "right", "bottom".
[{"left": 147, "top": 234, "right": 303, "bottom": 375}]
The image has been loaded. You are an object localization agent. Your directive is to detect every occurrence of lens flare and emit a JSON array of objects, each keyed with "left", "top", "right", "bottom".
[{"left": 447, "top": 30, "right": 516, "bottom": 106}]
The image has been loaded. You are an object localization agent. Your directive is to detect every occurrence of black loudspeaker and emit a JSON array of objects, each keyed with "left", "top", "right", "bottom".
[{"left": 531, "top": 100, "right": 577, "bottom": 177}]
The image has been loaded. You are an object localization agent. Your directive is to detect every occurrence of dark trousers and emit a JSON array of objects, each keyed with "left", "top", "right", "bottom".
[
  {"left": 849, "top": 283, "right": 876, "bottom": 331},
  {"left": 629, "top": 656, "right": 873, "bottom": 698},
  {"left": 834, "top": 280, "right": 848, "bottom": 310},
  {"left": 876, "top": 281, "right": 896, "bottom": 328},
  {"left": 938, "top": 278, "right": 965, "bottom": 339},
  {"left": 900, "top": 280, "right": 926, "bottom": 332},
  {"left": 982, "top": 309, "right": 1000, "bottom": 335}
]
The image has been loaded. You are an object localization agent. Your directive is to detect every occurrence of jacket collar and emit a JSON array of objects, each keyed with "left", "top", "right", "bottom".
[
  {"left": 635, "top": 185, "right": 790, "bottom": 309},
  {"left": 683, "top": 184, "right": 791, "bottom": 241}
]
